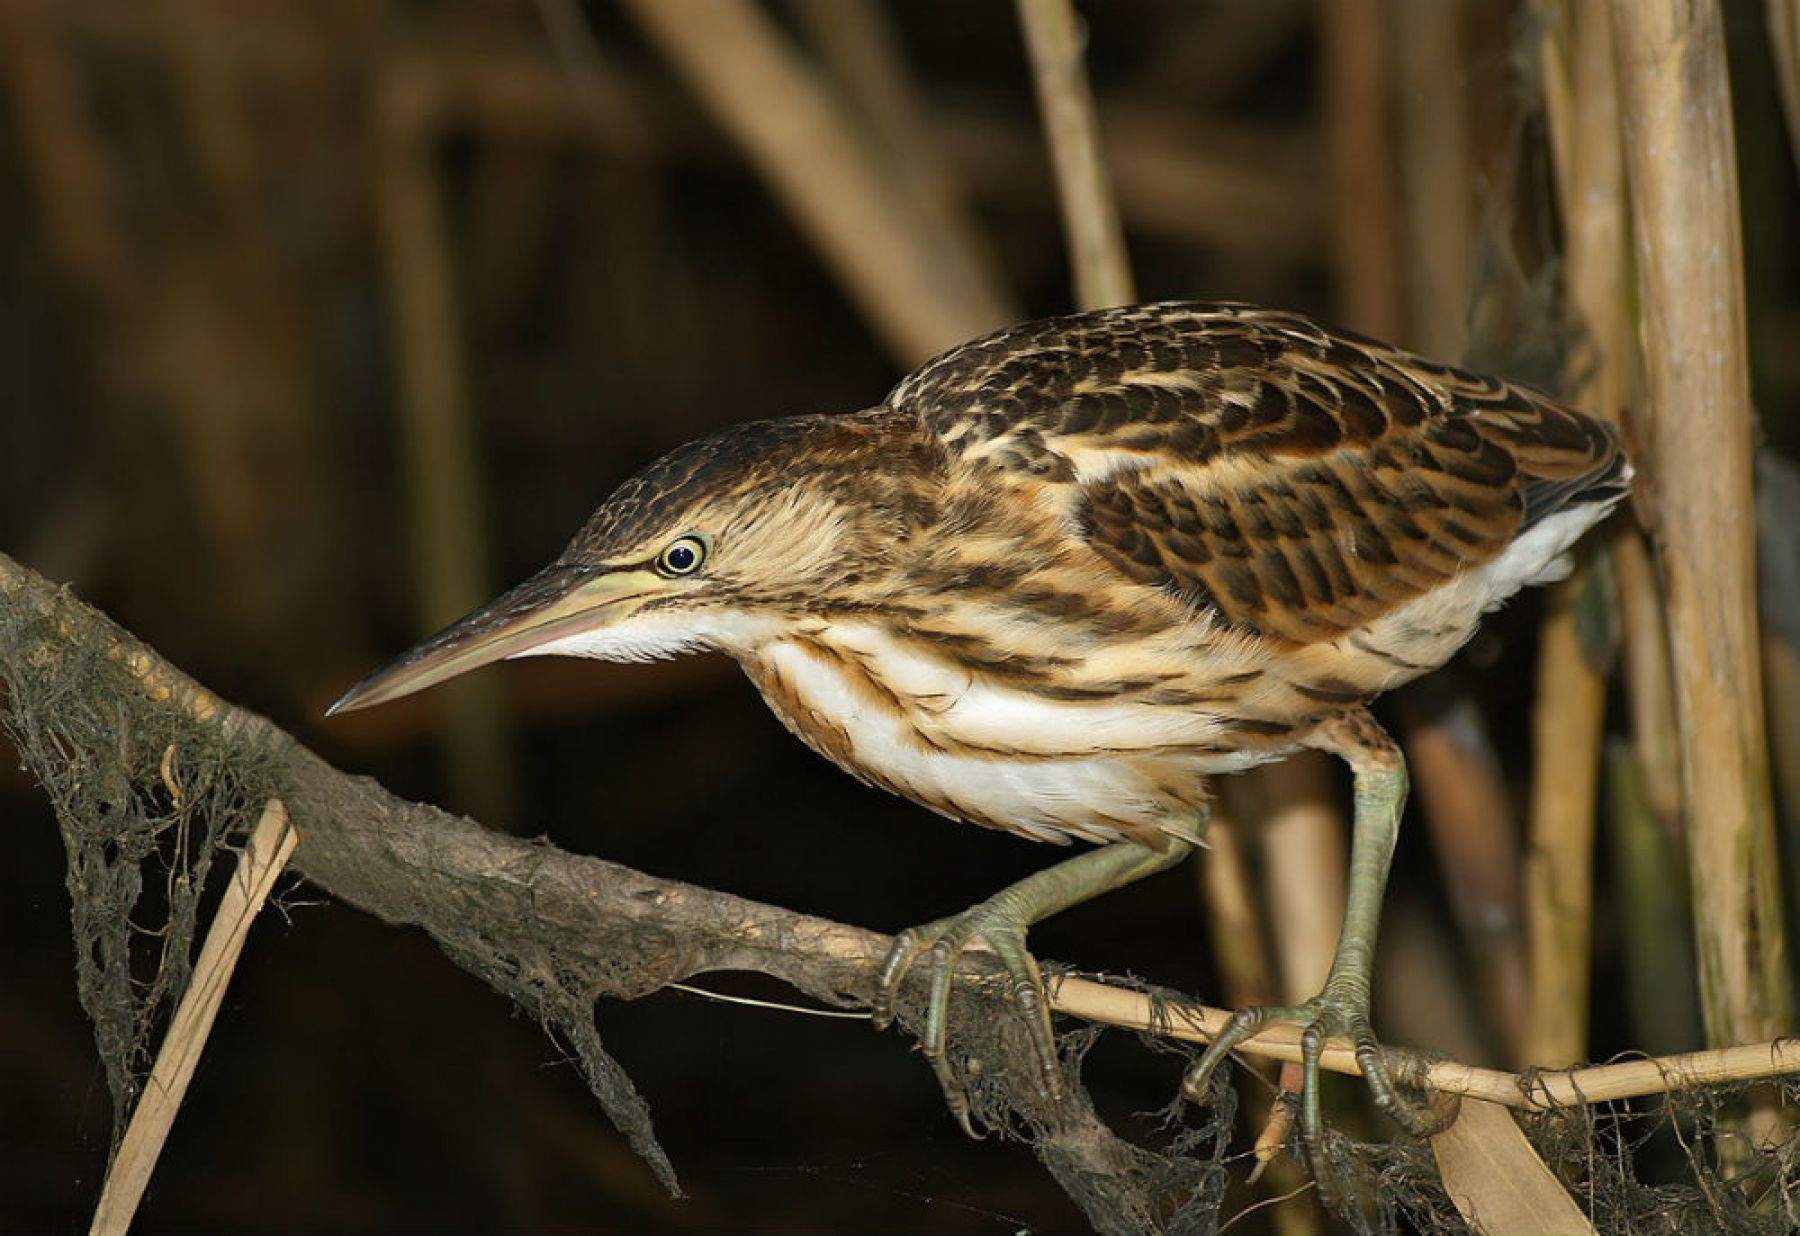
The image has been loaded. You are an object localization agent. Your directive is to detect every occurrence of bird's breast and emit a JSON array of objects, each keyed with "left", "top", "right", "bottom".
[{"left": 735, "top": 620, "right": 1284, "bottom": 846}]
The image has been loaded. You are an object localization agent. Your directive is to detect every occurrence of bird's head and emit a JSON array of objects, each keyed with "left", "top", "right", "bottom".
[{"left": 329, "top": 410, "right": 926, "bottom": 715}]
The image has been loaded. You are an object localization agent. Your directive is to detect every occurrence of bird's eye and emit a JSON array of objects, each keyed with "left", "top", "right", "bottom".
[{"left": 655, "top": 535, "right": 707, "bottom": 577}]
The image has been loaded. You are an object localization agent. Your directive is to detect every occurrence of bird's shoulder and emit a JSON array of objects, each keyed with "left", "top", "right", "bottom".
[
  {"left": 887, "top": 301, "right": 1580, "bottom": 470},
  {"left": 886, "top": 301, "right": 1624, "bottom": 644}
]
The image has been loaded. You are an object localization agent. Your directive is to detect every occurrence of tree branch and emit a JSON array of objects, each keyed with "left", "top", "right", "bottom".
[{"left": 8, "top": 548, "right": 1800, "bottom": 1228}]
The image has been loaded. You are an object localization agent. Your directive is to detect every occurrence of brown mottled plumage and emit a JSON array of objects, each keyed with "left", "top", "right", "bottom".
[{"left": 331, "top": 300, "right": 1627, "bottom": 1161}]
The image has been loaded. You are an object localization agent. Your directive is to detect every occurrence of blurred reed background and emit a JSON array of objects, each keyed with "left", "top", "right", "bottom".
[{"left": 1, "top": 1, "right": 1796, "bottom": 1231}]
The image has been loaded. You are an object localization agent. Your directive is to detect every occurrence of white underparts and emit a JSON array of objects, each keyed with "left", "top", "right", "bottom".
[{"left": 756, "top": 629, "right": 1240, "bottom": 844}]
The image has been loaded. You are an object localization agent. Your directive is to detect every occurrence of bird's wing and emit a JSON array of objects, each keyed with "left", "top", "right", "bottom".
[{"left": 889, "top": 302, "right": 1621, "bottom": 644}]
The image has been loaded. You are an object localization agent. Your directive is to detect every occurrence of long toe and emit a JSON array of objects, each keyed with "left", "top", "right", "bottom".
[
  {"left": 1291, "top": 984, "right": 1446, "bottom": 1171},
  {"left": 871, "top": 899, "right": 1065, "bottom": 1130},
  {"left": 874, "top": 839, "right": 1189, "bottom": 1130},
  {"left": 1181, "top": 989, "right": 1444, "bottom": 1185},
  {"left": 872, "top": 925, "right": 934, "bottom": 1032},
  {"left": 1182, "top": 1003, "right": 1293, "bottom": 1105}
]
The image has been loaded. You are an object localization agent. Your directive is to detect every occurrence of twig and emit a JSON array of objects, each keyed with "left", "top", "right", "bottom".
[
  {"left": 1015, "top": 0, "right": 1134, "bottom": 309},
  {"left": 1050, "top": 975, "right": 1800, "bottom": 1112},
  {"left": 88, "top": 800, "right": 298, "bottom": 1236},
  {"left": 0, "top": 550, "right": 1162, "bottom": 1218}
]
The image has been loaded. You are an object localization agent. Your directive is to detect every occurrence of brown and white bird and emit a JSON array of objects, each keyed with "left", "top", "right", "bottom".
[{"left": 331, "top": 301, "right": 1628, "bottom": 1158}]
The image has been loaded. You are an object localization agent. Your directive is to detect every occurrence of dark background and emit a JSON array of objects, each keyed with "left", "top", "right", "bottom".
[{"left": 3, "top": 2, "right": 1796, "bottom": 1232}]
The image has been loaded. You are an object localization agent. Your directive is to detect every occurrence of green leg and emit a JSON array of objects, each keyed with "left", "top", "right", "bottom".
[
  {"left": 873, "top": 811, "right": 1206, "bottom": 1135},
  {"left": 1183, "top": 711, "right": 1444, "bottom": 1169}
]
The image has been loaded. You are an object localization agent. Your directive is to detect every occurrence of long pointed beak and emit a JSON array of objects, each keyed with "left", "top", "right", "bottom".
[{"left": 327, "top": 563, "right": 655, "bottom": 715}]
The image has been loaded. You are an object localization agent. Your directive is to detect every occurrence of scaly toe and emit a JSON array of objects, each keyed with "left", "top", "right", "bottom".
[
  {"left": 871, "top": 925, "right": 934, "bottom": 1032},
  {"left": 1357, "top": 1039, "right": 1456, "bottom": 1137},
  {"left": 1291, "top": 987, "right": 1445, "bottom": 1160},
  {"left": 1182, "top": 1003, "right": 1288, "bottom": 1104},
  {"left": 869, "top": 899, "right": 1066, "bottom": 1126},
  {"left": 1181, "top": 989, "right": 1442, "bottom": 1184}
]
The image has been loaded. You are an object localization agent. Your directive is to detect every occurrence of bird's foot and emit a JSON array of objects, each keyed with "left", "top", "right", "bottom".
[
  {"left": 1181, "top": 976, "right": 1450, "bottom": 1175},
  {"left": 871, "top": 897, "right": 1063, "bottom": 1137},
  {"left": 869, "top": 837, "right": 1192, "bottom": 1135}
]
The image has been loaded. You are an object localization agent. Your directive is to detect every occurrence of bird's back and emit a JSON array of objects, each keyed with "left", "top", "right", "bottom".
[{"left": 890, "top": 301, "right": 1623, "bottom": 629}]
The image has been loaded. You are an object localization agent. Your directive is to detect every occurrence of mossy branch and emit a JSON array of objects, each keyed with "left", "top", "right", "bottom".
[{"left": 8, "top": 550, "right": 1800, "bottom": 1224}]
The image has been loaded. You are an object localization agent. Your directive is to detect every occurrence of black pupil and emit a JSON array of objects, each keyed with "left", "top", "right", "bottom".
[{"left": 665, "top": 543, "right": 696, "bottom": 572}]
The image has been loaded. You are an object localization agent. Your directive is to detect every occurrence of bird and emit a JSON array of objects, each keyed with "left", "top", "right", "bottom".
[{"left": 330, "top": 300, "right": 1628, "bottom": 1161}]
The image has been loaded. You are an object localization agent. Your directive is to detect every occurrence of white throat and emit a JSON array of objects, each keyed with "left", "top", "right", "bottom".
[{"left": 515, "top": 606, "right": 782, "bottom": 664}]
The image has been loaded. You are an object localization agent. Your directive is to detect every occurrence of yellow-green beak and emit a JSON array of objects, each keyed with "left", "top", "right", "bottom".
[{"left": 327, "top": 563, "right": 656, "bottom": 715}]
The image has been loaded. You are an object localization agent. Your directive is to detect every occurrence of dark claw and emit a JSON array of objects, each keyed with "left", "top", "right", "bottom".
[
  {"left": 871, "top": 926, "right": 930, "bottom": 1032},
  {"left": 867, "top": 899, "right": 1068, "bottom": 1132},
  {"left": 1181, "top": 982, "right": 1446, "bottom": 1186},
  {"left": 1009, "top": 975, "right": 1064, "bottom": 1102}
]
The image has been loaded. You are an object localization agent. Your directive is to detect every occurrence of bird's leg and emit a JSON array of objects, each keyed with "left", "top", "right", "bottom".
[
  {"left": 1183, "top": 709, "right": 1446, "bottom": 1169},
  {"left": 873, "top": 811, "right": 1206, "bottom": 1135}
]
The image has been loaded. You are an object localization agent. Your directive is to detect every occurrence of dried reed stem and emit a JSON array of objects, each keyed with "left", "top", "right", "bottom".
[
  {"left": 1613, "top": 532, "right": 1683, "bottom": 827},
  {"left": 1052, "top": 974, "right": 1800, "bottom": 1111},
  {"left": 1318, "top": 0, "right": 1400, "bottom": 337},
  {"left": 1610, "top": 0, "right": 1791, "bottom": 1044},
  {"left": 1526, "top": 0, "right": 1634, "bottom": 1070},
  {"left": 1252, "top": 754, "right": 1347, "bottom": 1004},
  {"left": 0, "top": 0, "right": 136, "bottom": 316},
  {"left": 1399, "top": 692, "right": 1526, "bottom": 1064},
  {"left": 1605, "top": 743, "right": 1700, "bottom": 1054},
  {"left": 1016, "top": 0, "right": 1135, "bottom": 308},
  {"left": 1522, "top": 582, "right": 1607, "bottom": 1067},
  {"left": 1770, "top": 0, "right": 1800, "bottom": 174},
  {"left": 1543, "top": 19, "right": 1678, "bottom": 826},
  {"left": 621, "top": 0, "right": 999, "bottom": 364},
  {"left": 375, "top": 62, "right": 516, "bottom": 823},
  {"left": 793, "top": 0, "right": 1017, "bottom": 327},
  {"left": 1195, "top": 798, "right": 1305, "bottom": 1228},
  {"left": 1196, "top": 803, "right": 1279, "bottom": 1009},
  {"left": 1392, "top": 0, "right": 1471, "bottom": 358},
  {"left": 88, "top": 801, "right": 297, "bottom": 1236}
]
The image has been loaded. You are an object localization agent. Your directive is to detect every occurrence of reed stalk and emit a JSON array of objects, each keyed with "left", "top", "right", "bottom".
[
  {"left": 1610, "top": 0, "right": 1791, "bottom": 1046},
  {"left": 375, "top": 64, "right": 516, "bottom": 823},
  {"left": 621, "top": 0, "right": 998, "bottom": 365},
  {"left": 1522, "top": 0, "right": 1629, "bottom": 1070},
  {"left": 1015, "top": 0, "right": 1135, "bottom": 309},
  {"left": 794, "top": 0, "right": 1016, "bottom": 328}
]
